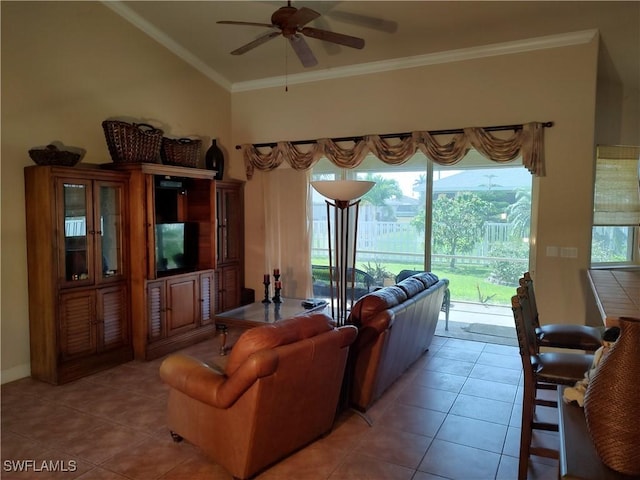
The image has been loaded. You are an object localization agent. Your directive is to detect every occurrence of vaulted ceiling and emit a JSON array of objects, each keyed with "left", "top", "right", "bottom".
[{"left": 109, "top": 1, "right": 639, "bottom": 92}]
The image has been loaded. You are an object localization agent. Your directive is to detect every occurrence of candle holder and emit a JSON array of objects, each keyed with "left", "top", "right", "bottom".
[
  {"left": 272, "top": 276, "right": 282, "bottom": 304},
  {"left": 262, "top": 275, "right": 271, "bottom": 304}
]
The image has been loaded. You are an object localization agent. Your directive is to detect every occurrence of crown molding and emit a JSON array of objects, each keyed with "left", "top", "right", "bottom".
[
  {"left": 103, "top": 1, "right": 597, "bottom": 95},
  {"left": 232, "top": 29, "right": 598, "bottom": 92}
]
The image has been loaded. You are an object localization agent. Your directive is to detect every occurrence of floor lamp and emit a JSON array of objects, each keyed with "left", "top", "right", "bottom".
[{"left": 311, "top": 180, "right": 375, "bottom": 326}]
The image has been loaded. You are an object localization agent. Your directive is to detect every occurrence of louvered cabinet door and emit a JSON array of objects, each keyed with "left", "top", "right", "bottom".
[
  {"left": 59, "top": 290, "right": 97, "bottom": 360},
  {"left": 96, "top": 285, "right": 128, "bottom": 351},
  {"left": 147, "top": 280, "right": 166, "bottom": 342},
  {"left": 199, "top": 270, "right": 215, "bottom": 325}
]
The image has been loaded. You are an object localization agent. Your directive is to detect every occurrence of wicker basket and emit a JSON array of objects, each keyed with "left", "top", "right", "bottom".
[
  {"left": 161, "top": 137, "right": 201, "bottom": 168},
  {"left": 29, "top": 145, "right": 81, "bottom": 166},
  {"left": 102, "top": 120, "right": 163, "bottom": 164},
  {"left": 584, "top": 317, "right": 640, "bottom": 476}
]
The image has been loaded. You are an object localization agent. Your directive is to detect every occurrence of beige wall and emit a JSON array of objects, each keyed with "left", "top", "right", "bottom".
[
  {"left": 596, "top": 78, "right": 640, "bottom": 146},
  {"left": 232, "top": 40, "right": 603, "bottom": 329},
  {"left": 1, "top": 2, "right": 231, "bottom": 382},
  {"left": 2, "top": 2, "right": 636, "bottom": 384}
]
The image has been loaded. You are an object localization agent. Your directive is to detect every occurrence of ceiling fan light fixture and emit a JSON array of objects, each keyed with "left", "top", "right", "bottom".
[{"left": 217, "top": 1, "right": 365, "bottom": 68}]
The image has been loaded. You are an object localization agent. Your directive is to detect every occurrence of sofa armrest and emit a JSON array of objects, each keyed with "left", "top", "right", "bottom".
[
  {"left": 354, "top": 313, "right": 391, "bottom": 349},
  {"left": 364, "top": 313, "right": 391, "bottom": 334},
  {"left": 160, "top": 354, "right": 225, "bottom": 402},
  {"left": 337, "top": 325, "right": 359, "bottom": 348},
  {"left": 160, "top": 352, "right": 279, "bottom": 409}
]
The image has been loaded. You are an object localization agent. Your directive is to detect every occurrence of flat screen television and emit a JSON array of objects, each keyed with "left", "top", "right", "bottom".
[{"left": 155, "top": 222, "right": 198, "bottom": 275}]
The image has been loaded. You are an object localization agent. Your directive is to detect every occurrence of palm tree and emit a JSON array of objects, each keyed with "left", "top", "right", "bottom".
[
  {"left": 508, "top": 189, "right": 532, "bottom": 238},
  {"left": 360, "top": 174, "right": 402, "bottom": 205},
  {"left": 412, "top": 174, "right": 427, "bottom": 201},
  {"left": 360, "top": 174, "right": 402, "bottom": 221}
]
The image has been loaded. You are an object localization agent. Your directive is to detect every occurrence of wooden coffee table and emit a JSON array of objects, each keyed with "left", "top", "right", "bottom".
[{"left": 214, "top": 299, "right": 328, "bottom": 355}]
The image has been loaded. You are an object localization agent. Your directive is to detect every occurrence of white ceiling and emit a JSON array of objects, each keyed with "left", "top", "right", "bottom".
[{"left": 109, "top": 1, "right": 639, "bottom": 93}]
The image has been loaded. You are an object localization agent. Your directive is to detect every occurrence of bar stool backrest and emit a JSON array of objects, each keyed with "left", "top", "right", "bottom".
[
  {"left": 514, "top": 286, "right": 540, "bottom": 356},
  {"left": 520, "top": 272, "right": 541, "bottom": 329}
]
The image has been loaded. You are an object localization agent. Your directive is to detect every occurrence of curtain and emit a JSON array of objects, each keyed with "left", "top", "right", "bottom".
[
  {"left": 243, "top": 122, "right": 546, "bottom": 178},
  {"left": 263, "top": 167, "right": 314, "bottom": 298}
]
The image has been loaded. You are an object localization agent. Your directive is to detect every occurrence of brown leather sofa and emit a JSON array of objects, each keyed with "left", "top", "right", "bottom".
[
  {"left": 159, "top": 312, "right": 357, "bottom": 480},
  {"left": 347, "top": 272, "right": 448, "bottom": 412}
]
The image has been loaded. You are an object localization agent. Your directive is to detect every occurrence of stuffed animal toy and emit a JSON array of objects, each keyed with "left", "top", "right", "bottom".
[{"left": 562, "top": 327, "right": 621, "bottom": 406}]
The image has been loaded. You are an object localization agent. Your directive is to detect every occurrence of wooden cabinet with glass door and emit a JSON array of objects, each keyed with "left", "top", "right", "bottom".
[
  {"left": 24, "top": 165, "right": 131, "bottom": 384},
  {"left": 215, "top": 180, "right": 245, "bottom": 312}
]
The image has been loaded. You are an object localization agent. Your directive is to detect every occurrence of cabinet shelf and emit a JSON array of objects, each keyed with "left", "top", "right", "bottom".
[
  {"left": 106, "top": 162, "right": 216, "bottom": 180},
  {"left": 24, "top": 165, "right": 131, "bottom": 384}
]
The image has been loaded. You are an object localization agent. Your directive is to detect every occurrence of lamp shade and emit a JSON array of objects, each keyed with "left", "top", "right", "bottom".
[{"left": 311, "top": 180, "right": 375, "bottom": 201}]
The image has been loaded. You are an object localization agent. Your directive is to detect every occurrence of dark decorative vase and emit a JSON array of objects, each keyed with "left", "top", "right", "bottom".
[
  {"left": 583, "top": 317, "right": 640, "bottom": 476},
  {"left": 205, "top": 139, "right": 224, "bottom": 180}
]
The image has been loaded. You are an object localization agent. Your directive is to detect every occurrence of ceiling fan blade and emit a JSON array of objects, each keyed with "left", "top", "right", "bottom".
[
  {"left": 217, "top": 20, "right": 275, "bottom": 28},
  {"left": 327, "top": 11, "right": 398, "bottom": 34},
  {"left": 310, "top": 17, "right": 341, "bottom": 55},
  {"left": 285, "top": 7, "right": 320, "bottom": 28},
  {"left": 301, "top": 27, "right": 365, "bottom": 49},
  {"left": 288, "top": 34, "right": 318, "bottom": 67},
  {"left": 231, "top": 30, "right": 281, "bottom": 55}
]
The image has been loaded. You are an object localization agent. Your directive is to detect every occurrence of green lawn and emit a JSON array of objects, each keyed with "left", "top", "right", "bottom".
[
  {"left": 430, "top": 265, "right": 516, "bottom": 306},
  {"left": 311, "top": 258, "right": 518, "bottom": 306}
]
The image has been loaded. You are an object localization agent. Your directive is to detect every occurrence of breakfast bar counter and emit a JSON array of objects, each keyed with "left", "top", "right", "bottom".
[
  {"left": 561, "top": 269, "right": 640, "bottom": 479},
  {"left": 558, "top": 387, "right": 637, "bottom": 480},
  {"left": 587, "top": 269, "right": 640, "bottom": 327}
]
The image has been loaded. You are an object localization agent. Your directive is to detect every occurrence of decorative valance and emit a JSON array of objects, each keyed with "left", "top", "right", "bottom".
[{"left": 241, "top": 121, "right": 550, "bottom": 179}]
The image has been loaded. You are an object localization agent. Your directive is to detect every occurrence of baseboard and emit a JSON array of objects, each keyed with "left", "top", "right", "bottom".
[{"left": 1, "top": 363, "right": 30, "bottom": 385}]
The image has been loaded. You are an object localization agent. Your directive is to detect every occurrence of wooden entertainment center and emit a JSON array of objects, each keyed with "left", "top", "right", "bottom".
[{"left": 24, "top": 163, "right": 244, "bottom": 384}]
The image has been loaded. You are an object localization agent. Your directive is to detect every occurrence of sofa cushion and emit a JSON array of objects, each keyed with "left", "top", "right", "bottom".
[
  {"left": 349, "top": 286, "right": 408, "bottom": 327},
  {"left": 413, "top": 272, "right": 439, "bottom": 289},
  {"left": 225, "top": 312, "right": 333, "bottom": 376},
  {"left": 396, "top": 277, "right": 425, "bottom": 297}
]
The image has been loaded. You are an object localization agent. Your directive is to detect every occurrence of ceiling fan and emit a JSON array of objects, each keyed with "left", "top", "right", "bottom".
[{"left": 217, "top": 1, "right": 365, "bottom": 68}]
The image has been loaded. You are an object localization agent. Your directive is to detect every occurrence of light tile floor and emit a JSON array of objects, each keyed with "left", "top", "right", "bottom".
[
  {"left": 435, "top": 302, "right": 518, "bottom": 347},
  {"left": 1, "top": 329, "right": 560, "bottom": 480}
]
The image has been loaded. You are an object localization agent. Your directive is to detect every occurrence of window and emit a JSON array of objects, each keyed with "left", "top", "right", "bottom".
[
  {"left": 310, "top": 150, "right": 532, "bottom": 306},
  {"left": 311, "top": 155, "right": 428, "bottom": 294},
  {"left": 591, "top": 145, "right": 640, "bottom": 265}
]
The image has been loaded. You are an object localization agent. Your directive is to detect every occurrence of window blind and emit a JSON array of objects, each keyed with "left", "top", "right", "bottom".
[{"left": 593, "top": 145, "right": 640, "bottom": 226}]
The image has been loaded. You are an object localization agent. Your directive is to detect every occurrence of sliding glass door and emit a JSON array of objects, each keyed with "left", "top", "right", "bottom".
[
  {"left": 430, "top": 158, "right": 531, "bottom": 308},
  {"left": 311, "top": 155, "right": 428, "bottom": 294},
  {"left": 310, "top": 150, "right": 532, "bottom": 313}
]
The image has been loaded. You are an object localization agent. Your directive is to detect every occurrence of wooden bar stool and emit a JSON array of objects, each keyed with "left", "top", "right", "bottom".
[
  {"left": 520, "top": 272, "right": 602, "bottom": 351},
  {"left": 511, "top": 288, "right": 594, "bottom": 480}
]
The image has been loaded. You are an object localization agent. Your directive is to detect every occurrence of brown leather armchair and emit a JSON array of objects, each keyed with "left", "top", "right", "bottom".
[{"left": 159, "top": 312, "right": 358, "bottom": 480}]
